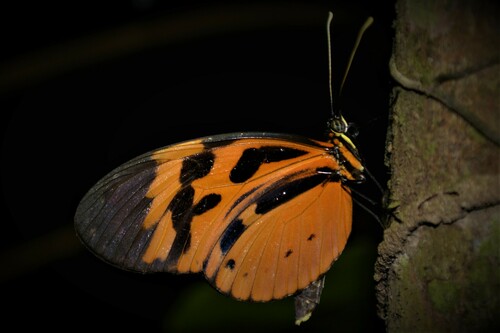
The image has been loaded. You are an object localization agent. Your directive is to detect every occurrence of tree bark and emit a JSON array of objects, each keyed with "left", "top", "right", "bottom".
[{"left": 375, "top": 0, "right": 500, "bottom": 332}]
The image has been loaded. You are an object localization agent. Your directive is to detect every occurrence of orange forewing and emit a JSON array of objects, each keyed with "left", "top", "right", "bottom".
[{"left": 74, "top": 132, "right": 362, "bottom": 302}]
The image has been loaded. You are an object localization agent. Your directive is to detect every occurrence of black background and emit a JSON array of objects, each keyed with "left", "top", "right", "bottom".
[{"left": 1, "top": 1, "right": 394, "bottom": 332}]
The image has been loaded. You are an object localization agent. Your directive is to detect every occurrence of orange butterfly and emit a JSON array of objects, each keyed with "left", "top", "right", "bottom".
[{"left": 74, "top": 12, "right": 372, "bottom": 325}]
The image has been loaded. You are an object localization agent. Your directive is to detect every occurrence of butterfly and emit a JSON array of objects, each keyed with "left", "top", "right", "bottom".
[{"left": 74, "top": 11, "right": 373, "bottom": 325}]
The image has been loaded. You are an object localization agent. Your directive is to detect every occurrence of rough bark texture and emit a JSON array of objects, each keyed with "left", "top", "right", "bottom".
[{"left": 375, "top": 0, "right": 499, "bottom": 332}]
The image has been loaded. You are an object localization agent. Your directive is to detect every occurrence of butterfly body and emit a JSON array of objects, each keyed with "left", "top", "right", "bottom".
[{"left": 75, "top": 130, "right": 364, "bottom": 302}]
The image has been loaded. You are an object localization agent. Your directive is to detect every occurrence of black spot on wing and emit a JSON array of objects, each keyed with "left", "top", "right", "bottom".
[
  {"left": 307, "top": 234, "right": 316, "bottom": 241},
  {"left": 165, "top": 186, "right": 195, "bottom": 267},
  {"left": 225, "top": 259, "right": 236, "bottom": 270},
  {"left": 255, "top": 172, "right": 331, "bottom": 215},
  {"left": 285, "top": 249, "right": 293, "bottom": 258},
  {"left": 193, "top": 193, "right": 222, "bottom": 215},
  {"left": 180, "top": 151, "right": 214, "bottom": 184},
  {"left": 230, "top": 146, "right": 308, "bottom": 183},
  {"left": 220, "top": 218, "right": 245, "bottom": 254},
  {"left": 170, "top": 186, "right": 195, "bottom": 224}
]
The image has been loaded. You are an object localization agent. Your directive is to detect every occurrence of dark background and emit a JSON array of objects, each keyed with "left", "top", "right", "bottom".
[{"left": 1, "top": 1, "right": 394, "bottom": 332}]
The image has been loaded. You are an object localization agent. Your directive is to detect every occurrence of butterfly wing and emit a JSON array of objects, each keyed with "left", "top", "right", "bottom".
[{"left": 75, "top": 132, "right": 358, "bottom": 301}]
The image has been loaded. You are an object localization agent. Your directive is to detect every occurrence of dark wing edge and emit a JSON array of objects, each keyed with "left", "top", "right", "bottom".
[{"left": 74, "top": 153, "right": 161, "bottom": 273}]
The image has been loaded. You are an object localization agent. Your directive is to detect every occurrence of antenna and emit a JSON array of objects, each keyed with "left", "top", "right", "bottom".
[
  {"left": 326, "top": 12, "right": 373, "bottom": 120},
  {"left": 340, "top": 16, "right": 374, "bottom": 95},
  {"left": 327, "top": 11, "right": 334, "bottom": 118}
]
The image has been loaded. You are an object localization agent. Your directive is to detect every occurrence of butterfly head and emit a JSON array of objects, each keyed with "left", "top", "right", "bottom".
[{"left": 329, "top": 114, "right": 348, "bottom": 134}]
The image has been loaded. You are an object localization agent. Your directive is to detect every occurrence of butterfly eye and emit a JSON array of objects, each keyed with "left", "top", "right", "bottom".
[{"left": 329, "top": 116, "right": 348, "bottom": 134}]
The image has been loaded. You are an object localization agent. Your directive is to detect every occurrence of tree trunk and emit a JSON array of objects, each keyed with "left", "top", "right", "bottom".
[{"left": 375, "top": 0, "right": 499, "bottom": 332}]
